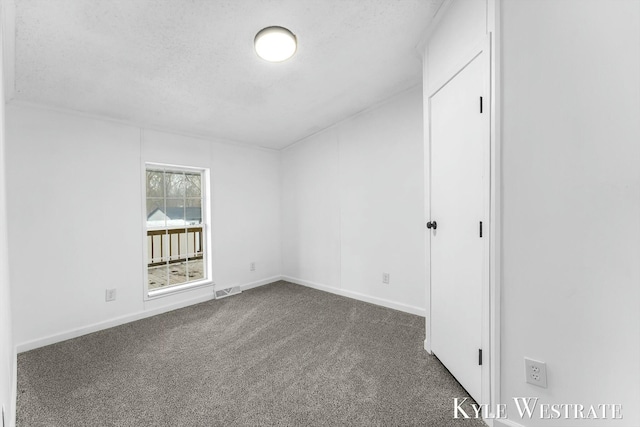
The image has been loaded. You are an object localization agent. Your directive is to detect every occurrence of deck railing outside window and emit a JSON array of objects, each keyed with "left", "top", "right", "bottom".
[{"left": 147, "top": 226, "right": 204, "bottom": 266}]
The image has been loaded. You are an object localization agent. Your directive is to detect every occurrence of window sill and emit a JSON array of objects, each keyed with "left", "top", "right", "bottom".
[{"left": 146, "top": 279, "right": 214, "bottom": 300}]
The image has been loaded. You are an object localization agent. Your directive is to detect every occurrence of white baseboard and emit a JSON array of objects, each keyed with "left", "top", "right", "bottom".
[
  {"left": 282, "top": 276, "right": 426, "bottom": 317},
  {"left": 16, "top": 276, "right": 281, "bottom": 353}
]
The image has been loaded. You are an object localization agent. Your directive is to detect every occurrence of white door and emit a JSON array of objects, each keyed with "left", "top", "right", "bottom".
[{"left": 429, "top": 50, "right": 489, "bottom": 403}]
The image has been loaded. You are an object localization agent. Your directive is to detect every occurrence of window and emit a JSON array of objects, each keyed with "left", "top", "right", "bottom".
[{"left": 145, "top": 164, "right": 209, "bottom": 296}]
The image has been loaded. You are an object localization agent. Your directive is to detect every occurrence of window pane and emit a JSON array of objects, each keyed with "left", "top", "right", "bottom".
[
  {"left": 186, "top": 227, "right": 204, "bottom": 258},
  {"left": 185, "top": 173, "right": 201, "bottom": 197},
  {"left": 186, "top": 199, "right": 202, "bottom": 225},
  {"left": 147, "top": 230, "right": 167, "bottom": 264},
  {"left": 186, "top": 259, "right": 204, "bottom": 282},
  {"left": 174, "top": 230, "right": 188, "bottom": 260},
  {"left": 169, "top": 262, "right": 187, "bottom": 286},
  {"left": 146, "top": 171, "right": 164, "bottom": 198},
  {"left": 146, "top": 199, "right": 165, "bottom": 228},
  {"left": 168, "top": 231, "right": 180, "bottom": 262},
  {"left": 165, "top": 172, "right": 185, "bottom": 198},
  {"left": 148, "top": 264, "right": 168, "bottom": 290},
  {"left": 146, "top": 165, "right": 207, "bottom": 295},
  {"left": 165, "top": 199, "right": 186, "bottom": 227}
]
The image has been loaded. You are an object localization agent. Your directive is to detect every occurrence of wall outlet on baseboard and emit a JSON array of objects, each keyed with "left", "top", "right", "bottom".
[
  {"left": 250, "top": 262, "right": 256, "bottom": 271},
  {"left": 524, "top": 357, "right": 547, "bottom": 388},
  {"left": 382, "top": 272, "right": 390, "bottom": 284},
  {"left": 105, "top": 288, "right": 117, "bottom": 302}
]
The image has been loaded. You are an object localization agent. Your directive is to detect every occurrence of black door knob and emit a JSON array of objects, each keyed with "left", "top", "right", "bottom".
[{"left": 426, "top": 221, "right": 437, "bottom": 230}]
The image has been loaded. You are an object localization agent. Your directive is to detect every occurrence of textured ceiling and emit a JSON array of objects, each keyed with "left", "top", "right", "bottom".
[{"left": 13, "top": 0, "right": 442, "bottom": 149}]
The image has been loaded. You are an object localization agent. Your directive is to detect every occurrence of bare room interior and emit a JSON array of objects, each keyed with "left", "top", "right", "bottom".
[{"left": 0, "top": 1, "right": 638, "bottom": 426}]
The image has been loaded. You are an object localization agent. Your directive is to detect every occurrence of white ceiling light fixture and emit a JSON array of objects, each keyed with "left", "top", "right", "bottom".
[{"left": 254, "top": 26, "right": 297, "bottom": 62}]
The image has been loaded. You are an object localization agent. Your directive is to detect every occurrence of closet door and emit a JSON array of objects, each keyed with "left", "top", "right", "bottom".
[{"left": 428, "top": 49, "right": 489, "bottom": 403}]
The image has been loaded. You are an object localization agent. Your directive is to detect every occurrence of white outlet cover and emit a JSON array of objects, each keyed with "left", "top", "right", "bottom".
[
  {"left": 524, "top": 357, "right": 547, "bottom": 388},
  {"left": 105, "top": 289, "right": 116, "bottom": 302}
]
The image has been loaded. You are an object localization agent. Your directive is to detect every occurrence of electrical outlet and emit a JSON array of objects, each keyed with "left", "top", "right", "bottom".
[
  {"left": 250, "top": 262, "right": 256, "bottom": 271},
  {"left": 524, "top": 357, "right": 547, "bottom": 388},
  {"left": 382, "top": 273, "right": 390, "bottom": 284},
  {"left": 105, "top": 288, "right": 117, "bottom": 302}
]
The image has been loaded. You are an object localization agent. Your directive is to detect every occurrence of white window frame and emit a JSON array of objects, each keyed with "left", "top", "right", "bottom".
[{"left": 142, "top": 162, "right": 213, "bottom": 299}]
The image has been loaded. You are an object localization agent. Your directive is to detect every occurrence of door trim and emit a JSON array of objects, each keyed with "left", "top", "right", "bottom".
[{"left": 423, "top": 34, "right": 498, "bottom": 410}]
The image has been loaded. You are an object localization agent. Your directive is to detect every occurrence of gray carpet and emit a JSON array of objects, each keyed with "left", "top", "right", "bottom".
[{"left": 17, "top": 281, "right": 485, "bottom": 426}]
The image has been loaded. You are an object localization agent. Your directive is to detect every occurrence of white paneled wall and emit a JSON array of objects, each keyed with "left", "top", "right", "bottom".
[
  {"left": 281, "top": 128, "right": 341, "bottom": 288},
  {"left": 6, "top": 105, "right": 282, "bottom": 349},
  {"left": 282, "top": 88, "right": 426, "bottom": 314},
  {"left": 7, "top": 88, "right": 424, "bottom": 351}
]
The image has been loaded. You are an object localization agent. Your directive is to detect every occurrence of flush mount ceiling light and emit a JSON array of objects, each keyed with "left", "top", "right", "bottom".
[{"left": 254, "top": 26, "right": 297, "bottom": 62}]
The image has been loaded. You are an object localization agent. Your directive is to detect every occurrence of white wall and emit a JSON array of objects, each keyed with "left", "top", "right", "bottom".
[
  {"left": 282, "top": 87, "right": 426, "bottom": 315},
  {"left": 0, "top": 3, "right": 15, "bottom": 425},
  {"left": 281, "top": 128, "right": 341, "bottom": 288},
  {"left": 500, "top": 1, "right": 640, "bottom": 426},
  {"left": 425, "top": 0, "right": 488, "bottom": 94},
  {"left": 6, "top": 105, "right": 281, "bottom": 349}
]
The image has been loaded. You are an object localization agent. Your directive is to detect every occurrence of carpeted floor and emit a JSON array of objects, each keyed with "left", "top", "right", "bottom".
[{"left": 17, "top": 281, "right": 485, "bottom": 426}]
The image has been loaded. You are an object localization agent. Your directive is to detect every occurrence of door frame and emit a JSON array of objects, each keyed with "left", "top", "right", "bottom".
[{"left": 423, "top": 34, "right": 500, "bottom": 411}]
